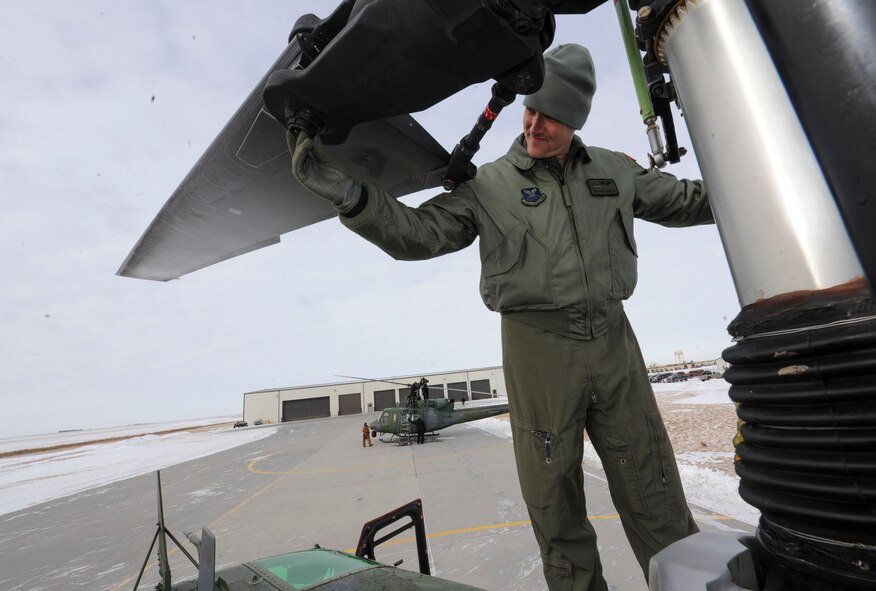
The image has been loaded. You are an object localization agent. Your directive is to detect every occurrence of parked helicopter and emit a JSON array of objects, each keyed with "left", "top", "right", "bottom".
[
  {"left": 338, "top": 375, "right": 510, "bottom": 443},
  {"left": 369, "top": 397, "right": 509, "bottom": 443},
  {"left": 135, "top": 472, "right": 482, "bottom": 591}
]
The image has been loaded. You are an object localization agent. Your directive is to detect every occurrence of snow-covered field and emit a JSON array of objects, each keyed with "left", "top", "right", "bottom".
[
  {"left": 0, "top": 418, "right": 277, "bottom": 516},
  {"left": 0, "top": 416, "right": 242, "bottom": 454},
  {"left": 0, "top": 379, "right": 757, "bottom": 526}
]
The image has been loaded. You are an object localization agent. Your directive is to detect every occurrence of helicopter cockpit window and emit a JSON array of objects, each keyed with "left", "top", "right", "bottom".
[{"left": 252, "top": 548, "right": 374, "bottom": 589}]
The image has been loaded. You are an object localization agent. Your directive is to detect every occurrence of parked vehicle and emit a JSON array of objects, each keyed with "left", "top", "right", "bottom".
[{"left": 649, "top": 372, "right": 673, "bottom": 383}]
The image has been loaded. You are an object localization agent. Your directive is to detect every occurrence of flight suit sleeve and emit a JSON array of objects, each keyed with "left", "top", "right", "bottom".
[
  {"left": 339, "top": 179, "right": 479, "bottom": 260},
  {"left": 625, "top": 156, "right": 714, "bottom": 227}
]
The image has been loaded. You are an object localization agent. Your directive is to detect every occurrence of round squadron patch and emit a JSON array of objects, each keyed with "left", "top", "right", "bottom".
[{"left": 521, "top": 187, "right": 546, "bottom": 206}]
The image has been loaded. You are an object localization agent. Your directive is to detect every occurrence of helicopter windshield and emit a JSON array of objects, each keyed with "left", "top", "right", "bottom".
[{"left": 252, "top": 548, "right": 374, "bottom": 589}]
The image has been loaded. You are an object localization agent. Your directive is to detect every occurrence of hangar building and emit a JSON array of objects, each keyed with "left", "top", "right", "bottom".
[{"left": 243, "top": 366, "right": 506, "bottom": 424}]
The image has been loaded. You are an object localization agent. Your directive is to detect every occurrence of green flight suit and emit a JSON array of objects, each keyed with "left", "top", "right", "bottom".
[
  {"left": 502, "top": 313, "right": 699, "bottom": 590},
  {"left": 340, "top": 134, "right": 711, "bottom": 590}
]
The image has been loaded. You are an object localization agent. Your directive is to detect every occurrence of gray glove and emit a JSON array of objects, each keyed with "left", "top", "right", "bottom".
[{"left": 289, "top": 132, "right": 362, "bottom": 214}]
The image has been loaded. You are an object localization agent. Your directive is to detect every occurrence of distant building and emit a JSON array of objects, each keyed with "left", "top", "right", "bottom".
[
  {"left": 645, "top": 358, "right": 725, "bottom": 375},
  {"left": 243, "top": 366, "right": 506, "bottom": 424}
]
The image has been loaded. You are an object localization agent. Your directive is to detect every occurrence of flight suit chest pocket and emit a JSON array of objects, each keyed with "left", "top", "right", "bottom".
[
  {"left": 480, "top": 227, "right": 556, "bottom": 311},
  {"left": 608, "top": 209, "right": 638, "bottom": 300}
]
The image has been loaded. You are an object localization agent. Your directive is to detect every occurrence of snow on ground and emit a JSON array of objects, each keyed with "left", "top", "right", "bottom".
[
  {"left": 0, "top": 420, "right": 277, "bottom": 517},
  {"left": 0, "top": 415, "right": 240, "bottom": 454},
  {"left": 652, "top": 376, "right": 732, "bottom": 399},
  {"left": 0, "top": 379, "right": 758, "bottom": 527},
  {"left": 467, "top": 379, "right": 761, "bottom": 526}
]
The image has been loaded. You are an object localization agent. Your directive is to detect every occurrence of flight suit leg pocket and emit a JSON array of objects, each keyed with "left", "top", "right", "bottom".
[
  {"left": 511, "top": 417, "right": 564, "bottom": 511},
  {"left": 541, "top": 554, "right": 574, "bottom": 591},
  {"left": 603, "top": 436, "right": 652, "bottom": 518}
]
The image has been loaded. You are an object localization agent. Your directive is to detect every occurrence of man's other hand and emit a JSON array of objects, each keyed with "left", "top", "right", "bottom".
[{"left": 289, "top": 132, "right": 362, "bottom": 214}]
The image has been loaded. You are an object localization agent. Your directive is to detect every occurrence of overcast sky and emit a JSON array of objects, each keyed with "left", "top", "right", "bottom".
[{"left": 2, "top": 1, "right": 740, "bottom": 437}]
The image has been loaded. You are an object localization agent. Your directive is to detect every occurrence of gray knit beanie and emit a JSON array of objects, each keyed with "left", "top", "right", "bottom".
[{"left": 523, "top": 44, "right": 596, "bottom": 130}]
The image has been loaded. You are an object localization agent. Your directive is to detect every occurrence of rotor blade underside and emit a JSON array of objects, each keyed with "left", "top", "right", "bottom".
[{"left": 118, "top": 38, "right": 449, "bottom": 282}]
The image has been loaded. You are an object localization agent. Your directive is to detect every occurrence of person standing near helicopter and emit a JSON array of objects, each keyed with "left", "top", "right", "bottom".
[
  {"left": 411, "top": 414, "right": 426, "bottom": 444},
  {"left": 362, "top": 422, "right": 373, "bottom": 447}
]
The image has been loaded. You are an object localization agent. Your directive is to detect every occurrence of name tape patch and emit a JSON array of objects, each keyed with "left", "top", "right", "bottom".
[{"left": 587, "top": 178, "right": 619, "bottom": 197}]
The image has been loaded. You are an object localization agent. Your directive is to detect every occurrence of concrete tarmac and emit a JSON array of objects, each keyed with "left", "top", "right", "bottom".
[{"left": 0, "top": 413, "right": 753, "bottom": 590}]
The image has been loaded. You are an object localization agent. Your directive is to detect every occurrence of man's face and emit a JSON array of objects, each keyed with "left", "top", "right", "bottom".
[{"left": 523, "top": 107, "right": 575, "bottom": 162}]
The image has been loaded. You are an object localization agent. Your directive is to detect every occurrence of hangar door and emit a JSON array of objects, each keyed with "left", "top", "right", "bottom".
[
  {"left": 374, "top": 389, "right": 396, "bottom": 411},
  {"left": 338, "top": 392, "right": 362, "bottom": 415},
  {"left": 471, "top": 379, "right": 492, "bottom": 400},
  {"left": 282, "top": 397, "right": 330, "bottom": 422},
  {"left": 448, "top": 381, "right": 468, "bottom": 402}
]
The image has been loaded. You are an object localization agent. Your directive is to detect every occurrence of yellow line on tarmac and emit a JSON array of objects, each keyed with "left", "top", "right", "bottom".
[
  {"left": 113, "top": 435, "right": 737, "bottom": 590},
  {"left": 212, "top": 472, "right": 292, "bottom": 522},
  {"left": 342, "top": 513, "right": 735, "bottom": 553},
  {"left": 113, "top": 440, "right": 507, "bottom": 589},
  {"left": 247, "top": 441, "right": 509, "bottom": 475}
]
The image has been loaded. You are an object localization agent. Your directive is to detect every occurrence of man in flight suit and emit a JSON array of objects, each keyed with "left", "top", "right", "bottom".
[{"left": 288, "top": 44, "right": 710, "bottom": 591}]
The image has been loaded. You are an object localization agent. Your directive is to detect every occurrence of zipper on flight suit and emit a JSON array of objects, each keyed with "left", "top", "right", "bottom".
[
  {"left": 542, "top": 160, "right": 593, "bottom": 332},
  {"left": 657, "top": 448, "right": 667, "bottom": 486},
  {"left": 647, "top": 414, "right": 668, "bottom": 486},
  {"left": 531, "top": 430, "right": 553, "bottom": 464},
  {"left": 544, "top": 165, "right": 577, "bottom": 240},
  {"left": 655, "top": 428, "right": 668, "bottom": 486}
]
